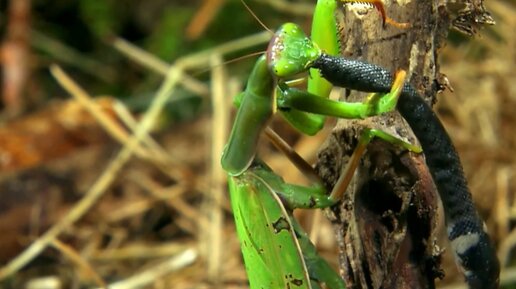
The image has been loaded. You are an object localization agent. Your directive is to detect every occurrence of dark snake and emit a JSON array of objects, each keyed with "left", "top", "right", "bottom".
[{"left": 311, "top": 54, "right": 500, "bottom": 289}]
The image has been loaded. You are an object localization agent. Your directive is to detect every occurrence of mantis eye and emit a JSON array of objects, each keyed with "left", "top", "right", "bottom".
[{"left": 267, "top": 23, "right": 321, "bottom": 78}]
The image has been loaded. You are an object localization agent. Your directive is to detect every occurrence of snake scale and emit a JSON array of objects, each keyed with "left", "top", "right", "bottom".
[{"left": 311, "top": 54, "right": 500, "bottom": 289}]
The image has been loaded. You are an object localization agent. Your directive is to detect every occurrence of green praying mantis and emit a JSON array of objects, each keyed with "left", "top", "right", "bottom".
[
  {"left": 221, "top": 0, "right": 500, "bottom": 288},
  {"left": 220, "top": 1, "right": 423, "bottom": 288}
]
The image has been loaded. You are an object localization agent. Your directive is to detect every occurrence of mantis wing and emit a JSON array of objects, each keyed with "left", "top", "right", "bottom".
[{"left": 229, "top": 169, "right": 312, "bottom": 289}]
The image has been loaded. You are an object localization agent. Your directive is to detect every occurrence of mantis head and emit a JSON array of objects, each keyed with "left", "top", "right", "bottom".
[{"left": 267, "top": 23, "right": 321, "bottom": 78}]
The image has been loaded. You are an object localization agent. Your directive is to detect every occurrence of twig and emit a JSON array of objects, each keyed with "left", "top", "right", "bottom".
[
  {"left": 52, "top": 65, "right": 187, "bottom": 181},
  {"left": 185, "top": 0, "right": 226, "bottom": 40},
  {"left": 90, "top": 243, "right": 193, "bottom": 261},
  {"left": 112, "top": 37, "right": 209, "bottom": 98},
  {"left": 203, "top": 54, "right": 229, "bottom": 283},
  {"left": 50, "top": 239, "right": 107, "bottom": 289},
  {"left": 1, "top": 0, "right": 31, "bottom": 115},
  {"left": 0, "top": 55, "right": 184, "bottom": 280},
  {"left": 31, "top": 30, "right": 116, "bottom": 82},
  {"left": 255, "top": 0, "right": 314, "bottom": 15},
  {"left": 91, "top": 249, "right": 197, "bottom": 289},
  {"left": 176, "top": 31, "right": 270, "bottom": 69}
]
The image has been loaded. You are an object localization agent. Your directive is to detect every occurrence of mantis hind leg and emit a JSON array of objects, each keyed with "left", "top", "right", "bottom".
[{"left": 329, "top": 128, "right": 422, "bottom": 201}]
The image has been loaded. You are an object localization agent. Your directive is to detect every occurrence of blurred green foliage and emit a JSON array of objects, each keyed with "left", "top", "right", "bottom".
[{"left": 22, "top": 0, "right": 303, "bottom": 123}]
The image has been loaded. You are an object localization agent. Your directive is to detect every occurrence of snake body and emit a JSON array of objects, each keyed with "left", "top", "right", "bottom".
[{"left": 311, "top": 54, "right": 500, "bottom": 289}]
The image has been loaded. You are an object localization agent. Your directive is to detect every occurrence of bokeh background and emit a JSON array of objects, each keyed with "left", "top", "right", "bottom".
[{"left": 0, "top": 0, "right": 514, "bottom": 288}]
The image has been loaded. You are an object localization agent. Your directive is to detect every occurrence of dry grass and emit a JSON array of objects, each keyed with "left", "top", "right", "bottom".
[
  {"left": 435, "top": 1, "right": 516, "bottom": 287},
  {"left": 0, "top": 0, "right": 514, "bottom": 288}
]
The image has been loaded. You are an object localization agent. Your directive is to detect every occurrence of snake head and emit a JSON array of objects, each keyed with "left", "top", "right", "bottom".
[{"left": 267, "top": 23, "right": 321, "bottom": 78}]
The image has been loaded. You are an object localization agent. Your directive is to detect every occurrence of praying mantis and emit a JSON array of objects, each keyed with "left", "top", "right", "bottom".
[
  {"left": 222, "top": 1, "right": 421, "bottom": 289},
  {"left": 224, "top": 55, "right": 417, "bottom": 289},
  {"left": 221, "top": 0, "right": 500, "bottom": 288}
]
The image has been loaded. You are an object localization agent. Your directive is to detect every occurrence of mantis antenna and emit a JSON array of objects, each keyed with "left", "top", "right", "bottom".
[
  {"left": 191, "top": 50, "right": 266, "bottom": 77},
  {"left": 240, "top": 0, "right": 274, "bottom": 34}
]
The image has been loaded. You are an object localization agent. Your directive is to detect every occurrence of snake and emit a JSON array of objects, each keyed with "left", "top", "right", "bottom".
[{"left": 310, "top": 54, "right": 500, "bottom": 289}]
